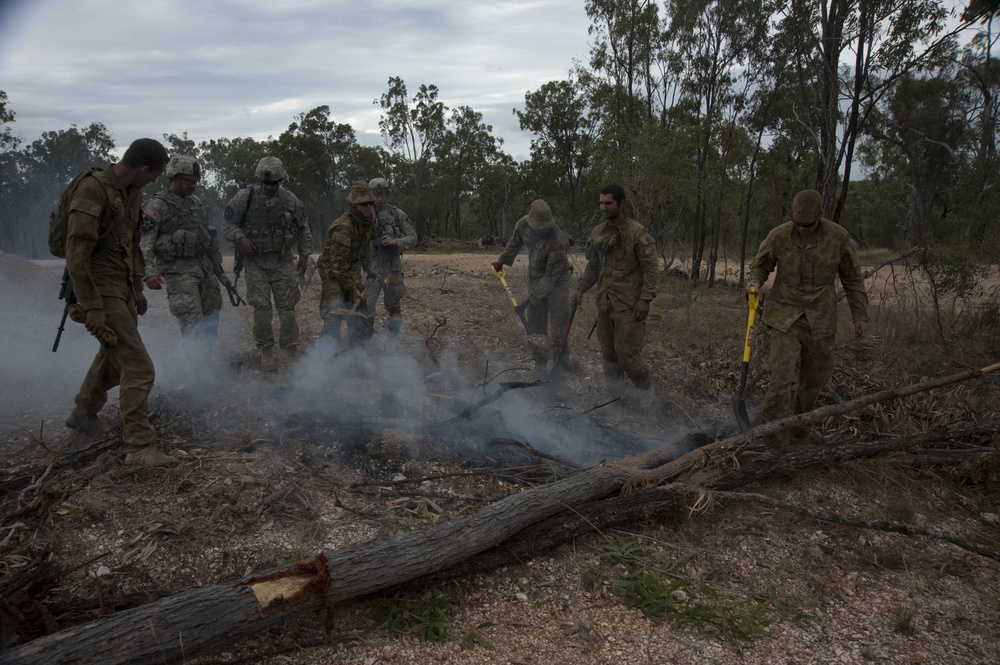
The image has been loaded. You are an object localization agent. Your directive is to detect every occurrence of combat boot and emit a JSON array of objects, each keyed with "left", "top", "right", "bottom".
[
  {"left": 66, "top": 410, "right": 101, "bottom": 436},
  {"left": 124, "top": 446, "right": 179, "bottom": 468},
  {"left": 260, "top": 346, "right": 278, "bottom": 372}
]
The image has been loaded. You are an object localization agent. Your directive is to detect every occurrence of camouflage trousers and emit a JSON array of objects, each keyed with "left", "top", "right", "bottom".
[
  {"left": 163, "top": 269, "right": 221, "bottom": 354},
  {"left": 524, "top": 282, "right": 569, "bottom": 366},
  {"left": 595, "top": 294, "right": 650, "bottom": 394},
  {"left": 365, "top": 270, "right": 406, "bottom": 334},
  {"left": 762, "top": 315, "right": 836, "bottom": 446},
  {"left": 320, "top": 285, "right": 370, "bottom": 351},
  {"left": 244, "top": 257, "right": 301, "bottom": 349},
  {"left": 71, "top": 293, "right": 156, "bottom": 448}
]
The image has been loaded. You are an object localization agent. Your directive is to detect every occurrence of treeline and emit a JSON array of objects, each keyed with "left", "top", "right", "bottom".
[{"left": 1, "top": 0, "right": 999, "bottom": 282}]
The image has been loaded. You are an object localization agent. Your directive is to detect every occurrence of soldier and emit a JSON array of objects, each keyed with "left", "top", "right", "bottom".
[
  {"left": 63, "top": 138, "right": 178, "bottom": 467},
  {"left": 140, "top": 155, "right": 224, "bottom": 364},
  {"left": 317, "top": 180, "right": 379, "bottom": 352},
  {"left": 747, "top": 189, "right": 869, "bottom": 447},
  {"left": 367, "top": 177, "right": 417, "bottom": 335},
  {"left": 571, "top": 184, "right": 659, "bottom": 409},
  {"left": 491, "top": 199, "right": 571, "bottom": 371},
  {"left": 223, "top": 156, "right": 312, "bottom": 371}
]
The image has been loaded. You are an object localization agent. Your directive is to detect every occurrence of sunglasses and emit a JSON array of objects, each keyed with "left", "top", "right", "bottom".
[
  {"left": 261, "top": 179, "right": 282, "bottom": 186},
  {"left": 357, "top": 201, "right": 374, "bottom": 207}
]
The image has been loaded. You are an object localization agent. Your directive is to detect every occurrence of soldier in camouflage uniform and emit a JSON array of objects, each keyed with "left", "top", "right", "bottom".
[
  {"left": 223, "top": 156, "right": 312, "bottom": 371},
  {"left": 317, "top": 180, "right": 379, "bottom": 352},
  {"left": 367, "top": 177, "right": 417, "bottom": 335},
  {"left": 491, "top": 199, "right": 571, "bottom": 370},
  {"left": 748, "top": 189, "right": 869, "bottom": 447},
  {"left": 64, "top": 138, "right": 178, "bottom": 467},
  {"left": 571, "top": 184, "right": 659, "bottom": 409},
  {"left": 141, "top": 155, "right": 223, "bottom": 361}
]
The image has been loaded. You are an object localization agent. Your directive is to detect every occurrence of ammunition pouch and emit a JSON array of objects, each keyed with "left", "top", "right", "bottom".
[{"left": 245, "top": 223, "right": 294, "bottom": 255}]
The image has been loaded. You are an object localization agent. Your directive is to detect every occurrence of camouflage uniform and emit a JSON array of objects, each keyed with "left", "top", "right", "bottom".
[
  {"left": 750, "top": 218, "right": 869, "bottom": 443},
  {"left": 367, "top": 203, "right": 417, "bottom": 334},
  {"left": 495, "top": 205, "right": 571, "bottom": 366},
  {"left": 318, "top": 187, "right": 375, "bottom": 350},
  {"left": 141, "top": 190, "right": 222, "bottom": 349},
  {"left": 577, "top": 217, "right": 659, "bottom": 394},
  {"left": 64, "top": 166, "right": 156, "bottom": 448},
  {"left": 223, "top": 185, "right": 311, "bottom": 350}
]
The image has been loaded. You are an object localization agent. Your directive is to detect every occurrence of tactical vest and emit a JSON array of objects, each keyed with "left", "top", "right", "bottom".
[
  {"left": 151, "top": 192, "right": 214, "bottom": 261},
  {"left": 374, "top": 205, "right": 406, "bottom": 243},
  {"left": 242, "top": 187, "right": 297, "bottom": 255}
]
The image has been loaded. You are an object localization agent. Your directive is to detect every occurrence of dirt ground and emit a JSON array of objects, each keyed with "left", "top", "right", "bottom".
[{"left": 1, "top": 249, "right": 1000, "bottom": 664}]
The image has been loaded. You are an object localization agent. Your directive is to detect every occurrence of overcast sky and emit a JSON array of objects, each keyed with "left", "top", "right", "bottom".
[{"left": 0, "top": 0, "right": 594, "bottom": 161}]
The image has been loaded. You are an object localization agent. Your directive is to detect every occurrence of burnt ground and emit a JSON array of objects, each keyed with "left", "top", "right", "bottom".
[{"left": 1, "top": 248, "right": 1000, "bottom": 664}]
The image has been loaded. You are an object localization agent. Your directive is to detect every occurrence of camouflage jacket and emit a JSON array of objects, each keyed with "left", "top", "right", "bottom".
[
  {"left": 141, "top": 190, "right": 220, "bottom": 277},
  {"left": 496, "top": 216, "right": 571, "bottom": 305},
  {"left": 64, "top": 166, "right": 145, "bottom": 311},
  {"left": 372, "top": 204, "right": 417, "bottom": 273},
  {"left": 749, "top": 219, "right": 869, "bottom": 338},
  {"left": 577, "top": 217, "right": 658, "bottom": 312},
  {"left": 318, "top": 208, "right": 374, "bottom": 294}
]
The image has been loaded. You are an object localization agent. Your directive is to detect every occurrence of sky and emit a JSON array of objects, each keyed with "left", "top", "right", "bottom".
[{"left": 0, "top": 0, "right": 594, "bottom": 161}]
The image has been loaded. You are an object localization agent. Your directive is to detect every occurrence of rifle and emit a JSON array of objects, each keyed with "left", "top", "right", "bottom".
[
  {"left": 52, "top": 267, "right": 77, "bottom": 352},
  {"left": 202, "top": 253, "right": 246, "bottom": 306},
  {"left": 232, "top": 185, "right": 255, "bottom": 292}
]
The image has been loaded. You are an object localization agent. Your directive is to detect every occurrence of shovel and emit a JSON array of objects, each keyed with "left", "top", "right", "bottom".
[
  {"left": 733, "top": 286, "right": 760, "bottom": 432},
  {"left": 491, "top": 265, "right": 529, "bottom": 332},
  {"left": 550, "top": 300, "right": 578, "bottom": 372}
]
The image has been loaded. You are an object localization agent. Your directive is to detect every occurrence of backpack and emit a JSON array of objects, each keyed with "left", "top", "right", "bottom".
[{"left": 48, "top": 167, "right": 102, "bottom": 258}]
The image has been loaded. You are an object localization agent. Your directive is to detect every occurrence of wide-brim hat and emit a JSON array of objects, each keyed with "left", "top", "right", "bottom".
[
  {"left": 527, "top": 199, "right": 554, "bottom": 230},
  {"left": 347, "top": 179, "right": 376, "bottom": 205}
]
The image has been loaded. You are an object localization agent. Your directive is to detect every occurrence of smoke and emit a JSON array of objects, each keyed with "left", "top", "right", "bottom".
[{"left": 1, "top": 251, "right": 700, "bottom": 469}]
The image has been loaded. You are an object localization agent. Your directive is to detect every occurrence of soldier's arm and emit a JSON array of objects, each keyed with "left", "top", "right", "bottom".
[
  {"left": 576, "top": 238, "right": 599, "bottom": 295},
  {"left": 64, "top": 180, "right": 105, "bottom": 312},
  {"left": 748, "top": 233, "right": 777, "bottom": 290},
  {"left": 140, "top": 199, "right": 165, "bottom": 276},
  {"left": 325, "top": 224, "right": 360, "bottom": 292},
  {"left": 295, "top": 198, "right": 312, "bottom": 257},
  {"left": 495, "top": 223, "right": 526, "bottom": 267},
  {"left": 838, "top": 237, "right": 869, "bottom": 324},
  {"left": 221, "top": 190, "right": 246, "bottom": 243},
  {"left": 637, "top": 229, "right": 658, "bottom": 303},
  {"left": 394, "top": 209, "right": 417, "bottom": 252}
]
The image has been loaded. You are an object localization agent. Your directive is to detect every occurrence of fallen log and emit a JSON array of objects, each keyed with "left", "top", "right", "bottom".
[{"left": 3, "top": 363, "right": 998, "bottom": 665}]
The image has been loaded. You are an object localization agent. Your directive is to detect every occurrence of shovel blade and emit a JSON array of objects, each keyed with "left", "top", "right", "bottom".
[{"left": 733, "top": 395, "right": 752, "bottom": 432}]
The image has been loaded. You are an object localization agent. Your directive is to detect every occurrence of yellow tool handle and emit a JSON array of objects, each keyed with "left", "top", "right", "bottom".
[{"left": 741, "top": 287, "right": 759, "bottom": 363}]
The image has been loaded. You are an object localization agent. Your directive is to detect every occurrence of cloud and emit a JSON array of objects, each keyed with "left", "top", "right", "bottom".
[{"left": 0, "top": 0, "right": 592, "bottom": 160}]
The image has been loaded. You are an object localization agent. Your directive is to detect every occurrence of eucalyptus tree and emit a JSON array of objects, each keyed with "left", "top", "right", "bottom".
[
  {"left": 433, "top": 105, "right": 504, "bottom": 238},
  {"left": 774, "top": 0, "right": 962, "bottom": 223},
  {"left": 584, "top": 0, "right": 665, "bottom": 133},
  {"left": 275, "top": 106, "right": 359, "bottom": 239},
  {"left": 376, "top": 77, "right": 448, "bottom": 236},
  {"left": 954, "top": 7, "right": 1000, "bottom": 248},
  {"left": 1, "top": 122, "right": 115, "bottom": 257},
  {"left": 864, "top": 73, "right": 967, "bottom": 245},
  {"left": 662, "top": 0, "right": 773, "bottom": 284},
  {"left": 516, "top": 79, "right": 595, "bottom": 226}
]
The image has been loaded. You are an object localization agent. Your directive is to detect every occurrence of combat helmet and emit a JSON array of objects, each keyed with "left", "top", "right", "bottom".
[
  {"left": 255, "top": 156, "right": 287, "bottom": 182},
  {"left": 165, "top": 155, "right": 201, "bottom": 179},
  {"left": 369, "top": 177, "right": 391, "bottom": 194}
]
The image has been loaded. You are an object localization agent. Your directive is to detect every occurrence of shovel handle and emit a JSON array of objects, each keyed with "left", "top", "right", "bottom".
[
  {"left": 741, "top": 287, "right": 759, "bottom": 362},
  {"left": 491, "top": 265, "right": 529, "bottom": 331}
]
